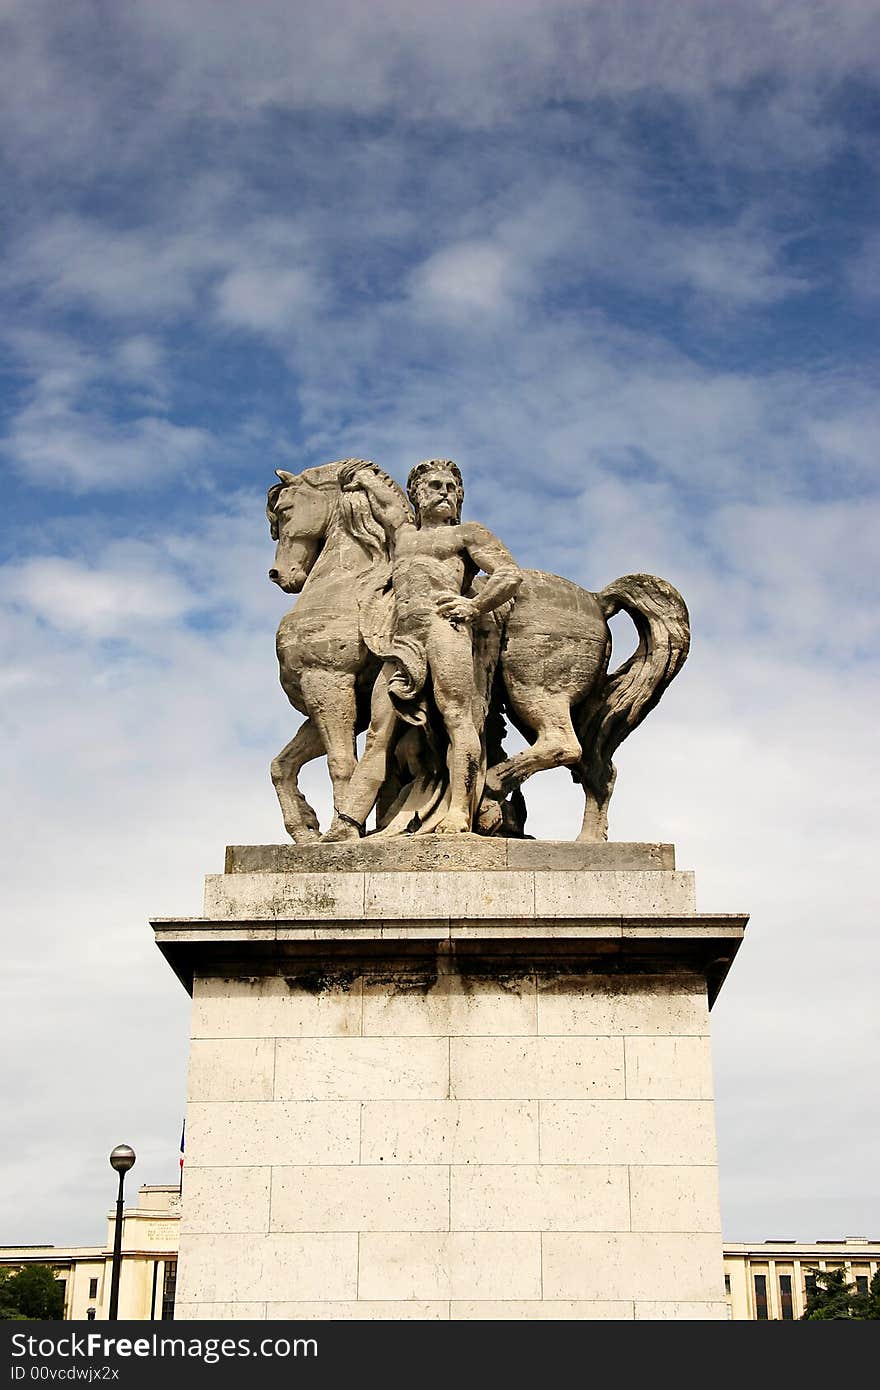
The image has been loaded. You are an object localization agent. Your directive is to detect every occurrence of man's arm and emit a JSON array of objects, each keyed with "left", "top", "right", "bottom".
[
  {"left": 437, "top": 523, "right": 522, "bottom": 623},
  {"left": 340, "top": 461, "right": 414, "bottom": 541}
]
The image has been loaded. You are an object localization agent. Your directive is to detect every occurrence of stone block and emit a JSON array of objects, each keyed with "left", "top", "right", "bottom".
[
  {"left": 226, "top": 838, "right": 509, "bottom": 874},
  {"left": 187, "top": 1039, "right": 274, "bottom": 1102},
  {"left": 364, "top": 871, "right": 533, "bottom": 919},
  {"left": 186, "top": 1101, "right": 360, "bottom": 1167},
  {"left": 192, "top": 974, "right": 363, "bottom": 1040},
  {"left": 224, "top": 840, "right": 676, "bottom": 874},
  {"left": 204, "top": 872, "right": 365, "bottom": 920},
  {"left": 534, "top": 871, "right": 695, "bottom": 917},
  {"left": 628, "top": 1165, "right": 721, "bottom": 1233},
  {"left": 634, "top": 1301, "right": 728, "bottom": 1320},
  {"left": 506, "top": 842, "right": 674, "bottom": 871},
  {"left": 357, "top": 1233, "right": 542, "bottom": 1301},
  {"left": 174, "top": 1302, "right": 267, "bottom": 1321},
  {"left": 270, "top": 1165, "right": 449, "bottom": 1232},
  {"left": 268, "top": 1302, "right": 450, "bottom": 1319},
  {"left": 542, "top": 1232, "right": 725, "bottom": 1302},
  {"left": 450, "top": 1036, "right": 624, "bottom": 1099},
  {"left": 274, "top": 1036, "right": 449, "bottom": 1100},
  {"left": 624, "top": 1037, "right": 714, "bottom": 1099},
  {"left": 176, "top": 1233, "right": 358, "bottom": 1303},
  {"left": 450, "top": 1164, "right": 629, "bottom": 1231},
  {"left": 362, "top": 971, "right": 536, "bottom": 1037},
  {"left": 450, "top": 1301, "right": 633, "bottom": 1320},
  {"left": 539, "top": 1101, "right": 718, "bottom": 1165},
  {"left": 181, "top": 1167, "right": 271, "bottom": 1235},
  {"left": 360, "top": 1100, "right": 539, "bottom": 1165},
  {"left": 536, "top": 973, "right": 708, "bottom": 1037}
]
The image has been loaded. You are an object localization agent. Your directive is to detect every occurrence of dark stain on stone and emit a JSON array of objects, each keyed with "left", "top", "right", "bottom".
[{"left": 283, "top": 968, "right": 360, "bottom": 995}]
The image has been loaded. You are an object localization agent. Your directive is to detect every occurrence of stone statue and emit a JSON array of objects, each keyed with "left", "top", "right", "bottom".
[
  {"left": 323, "top": 459, "right": 522, "bottom": 839},
  {"left": 267, "top": 458, "right": 689, "bottom": 842}
]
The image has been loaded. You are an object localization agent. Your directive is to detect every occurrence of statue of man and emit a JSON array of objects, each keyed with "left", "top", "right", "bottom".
[{"left": 325, "top": 459, "right": 522, "bottom": 838}]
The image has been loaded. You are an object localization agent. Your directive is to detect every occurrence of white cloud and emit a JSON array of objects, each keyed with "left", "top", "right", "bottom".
[
  {"left": 214, "top": 266, "right": 319, "bottom": 332},
  {"left": 409, "top": 240, "right": 523, "bottom": 320},
  {"left": 6, "top": 402, "right": 211, "bottom": 489},
  {"left": 0, "top": 554, "right": 195, "bottom": 640}
]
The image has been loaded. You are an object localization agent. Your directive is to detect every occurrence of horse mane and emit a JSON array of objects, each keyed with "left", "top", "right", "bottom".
[
  {"left": 334, "top": 461, "right": 411, "bottom": 560},
  {"left": 267, "top": 458, "right": 410, "bottom": 558}
]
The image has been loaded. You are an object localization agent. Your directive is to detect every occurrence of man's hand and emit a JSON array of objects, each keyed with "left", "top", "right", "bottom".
[
  {"left": 339, "top": 459, "right": 378, "bottom": 491},
  {"left": 437, "top": 594, "right": 477, "bottom": 625}
]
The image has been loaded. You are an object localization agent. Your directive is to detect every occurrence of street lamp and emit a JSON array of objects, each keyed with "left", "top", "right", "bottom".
[{"left": 107, "top": 1144, "right": 135, "bottom": 1320}]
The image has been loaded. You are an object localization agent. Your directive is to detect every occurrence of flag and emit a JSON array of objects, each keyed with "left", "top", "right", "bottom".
[{"left": 179, "top": 1120, "right": 185, "bottom": 1194}]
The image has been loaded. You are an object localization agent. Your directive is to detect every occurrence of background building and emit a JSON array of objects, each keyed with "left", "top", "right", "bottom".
[
  {"left": 3, "top": 1196, "right": 876, "bottom": 1321},
  {"left": 723, "top": 1239, "right": 879, "bottom": 1320},
  {"left": 1, "top": 1185, "right": 179, "bottom": 1321}
]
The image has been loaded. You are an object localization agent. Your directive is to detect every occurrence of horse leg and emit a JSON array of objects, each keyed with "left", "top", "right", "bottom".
[
  {"left": 479, "top": 686, "right": 581, "bottom": 830},
  {"left": 271, "top": 718, "right": 325, "bottom": 843},
  {"left": 298, "top": 667, "right": 358, "bottom": 829},
  {"left": 325, "top": 668, "right": 397, "bottom": 841},
  {"left": 573, "top": 759, "right": 616, "bottom": 843}
]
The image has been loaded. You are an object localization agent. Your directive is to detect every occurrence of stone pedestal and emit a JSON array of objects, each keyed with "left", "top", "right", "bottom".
[{"left": 153, "top": 840, "right": 746, "bottom": 1321}]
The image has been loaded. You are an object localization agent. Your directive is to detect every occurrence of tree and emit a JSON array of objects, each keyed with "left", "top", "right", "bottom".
[
  {"left": 0, "top": 1265, "right": 65, "bottom": 1320},
  {"left": 802, "top": 1266, "right": 880, "bottom": 1320}
]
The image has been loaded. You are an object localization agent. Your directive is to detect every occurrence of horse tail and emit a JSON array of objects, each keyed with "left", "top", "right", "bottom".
[{"left": 573, "top": 573, "right": 690, "bottom": 812}]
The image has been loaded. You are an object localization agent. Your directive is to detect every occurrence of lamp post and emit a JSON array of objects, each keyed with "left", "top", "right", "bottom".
[{"left": 107, "top": 1144, "right": 135, "bottom": 1320}]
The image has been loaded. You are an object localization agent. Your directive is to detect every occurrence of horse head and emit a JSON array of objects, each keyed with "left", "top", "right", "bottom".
[{"left": 266, "top": 464, "right": 344, "bottom": 592}]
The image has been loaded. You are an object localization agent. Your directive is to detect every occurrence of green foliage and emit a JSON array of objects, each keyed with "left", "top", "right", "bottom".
[
  {"left": 0, "top": 1264, "right": 65, "bottom": 1320},
  {"left": 802, "top": 1266, "right": 880, "bottom": 1320}
]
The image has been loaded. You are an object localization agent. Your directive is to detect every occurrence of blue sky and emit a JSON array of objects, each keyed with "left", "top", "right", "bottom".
[{"left": 1, "top": 0, "right": 878, "bottom": 1246}]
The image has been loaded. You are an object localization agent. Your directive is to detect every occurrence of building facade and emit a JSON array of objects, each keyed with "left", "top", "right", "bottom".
[
  {"left": 723, "top": 1239, "right": 879, "bottom": 1320},
  {"left": 1, "top": 1185, "right": 180, "bottom": 1321}
]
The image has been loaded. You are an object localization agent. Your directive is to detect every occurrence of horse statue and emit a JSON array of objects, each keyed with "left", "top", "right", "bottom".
[
  {"left": 267, "top": 460, "right": 690, "bottom": 842},
  {"left": 266, "top": 459, "right": 396, "bottom": 842}
]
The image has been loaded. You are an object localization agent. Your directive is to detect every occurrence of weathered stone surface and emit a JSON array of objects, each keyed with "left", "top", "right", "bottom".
[
  {"left": 274, "top": 1036, "right": 449, "bottom": 1101},
  {"left": 360, "top": 1100, "right": 540, "bottom": 1165},
  {"left": 624, "top": 1036, "right": 714, "bottom": 1100},
  {"left": 166, "top": 843, "right": 743, "bottom": 1320},
  {"left": 187, "top": 1039, "right": 274, "bottom": 1103},
  {"left": 269, "top": 1302, "right": 448, "bottom": 1320},
  {"left": 224, "top": 840, "right": 675, "bottom": 873},
  {"left": 633, "top": 1301, "right": 728, "bottom": 1321},
  {"left": 542, "top": 1232, "right": 725, "bottom": 1302},
  {"left": 175, "top": 1302, "right": 267, "bottom": 1322},
  {"left": 628, "top": 1165, "right": 722, "bottom": 1233},
  {"left": 204, "top": 871, "right": 365, "bottom": 920},
  {"left": 271, "top": 1165, "right": 449, "bottom": 1233},
  {"left": 181, "top": 1167, "right": 271, "bottom": 1235},
  {"left": 538, "top": 1100, "right": 719, "bottom": 1166},
  {"left": 357, "top": 1232, "right": 542, "bottom": 1301},
  {"left": 536, "top": 972, "right": 708, "bottom": 1037},
  {"left": 449, "top": 1036, "right": 624, "bottom": 1100},
  {"left": 192, "top": 973, "right": 363, "bottom": 1039},
  {"left": 186, "top": 1101, "right": 360, "bottom": 1167},
  {"left": 450, "top": 1164, "right": 630, "bottom": 1232},
  {"left": 175, "top": 1233, "right": 357, "bottom": 1303},
  {"left": 362, "top": 970, "right": 536, "bottom": 1037},
  {"left": 200, "top": 861, "right": 694, "bottom": 921},
  {"left": 450, "top": 1301, "right": 633, "bottom": 1320},
  {"left": 534, "top": 869, "right": 695, "bottom": 916}
]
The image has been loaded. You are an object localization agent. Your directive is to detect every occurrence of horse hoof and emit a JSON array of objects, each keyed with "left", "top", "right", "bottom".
[{"left": 322, "top": 817, "right": 361, "bottom": 843}]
